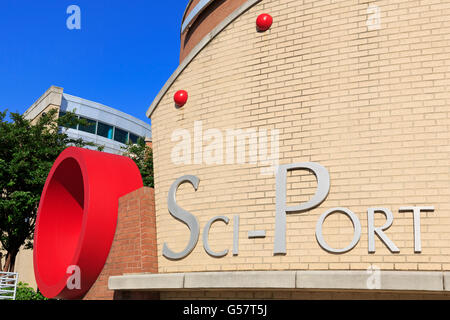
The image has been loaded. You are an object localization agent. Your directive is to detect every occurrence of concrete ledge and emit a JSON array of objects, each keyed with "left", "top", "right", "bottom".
[
  {"left": 444, "top": 272, "right": 450, "bottom": 291},
  {"left": 109, "top": 270, "right": 447, "bottom": 292},
  {"left": 380, "top": 271, "right": 443, "bottom": 291},
  {"left": 109, "top": 273, "right": 184, "bottom": 290},
  {"left": 184, "top": 271, "right": 296, "bottom": 289},
  {"left": 297, "top": 271, "right": 370, "bottom": 290},
  {"left": 297, "top": 271, "right": 443, "bottom": 292}
]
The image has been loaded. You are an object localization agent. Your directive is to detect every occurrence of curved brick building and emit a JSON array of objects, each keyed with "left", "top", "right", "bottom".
[{"left": 84, "top": 0, "right": 450, "bottom": 299}]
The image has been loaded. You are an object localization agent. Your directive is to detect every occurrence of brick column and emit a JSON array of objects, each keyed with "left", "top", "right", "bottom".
[{"left": 83, "top": 187, "right": 158, "bottom": 300}]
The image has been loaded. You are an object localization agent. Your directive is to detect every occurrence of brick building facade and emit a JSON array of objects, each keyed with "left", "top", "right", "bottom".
[{"left": 52, "top": 0, "right": 450, "bottom": 299}]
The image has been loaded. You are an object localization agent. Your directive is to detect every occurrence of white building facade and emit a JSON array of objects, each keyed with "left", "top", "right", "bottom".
[{"left": 24, "top": 86, "right": 151, "bottom": 155}]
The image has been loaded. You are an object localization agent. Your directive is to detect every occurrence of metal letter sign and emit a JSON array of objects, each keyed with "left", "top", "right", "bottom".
[
  {"left": 274, "top": 162, "right": 330, "bottom": 254},
  {"left": 367, "top": 208, "right": 399, "bottom": 253},
  {"left": 163, "top": 175, "right": 201, "bottom": 260},
  {"left": 315, "top": 207, "right": 361, "bottom": 253},
  {"left": 203, "top": 216, "right": 230, "bottom": 257},
  {"left": 165, "top": 163, "right": 434, "bottom": 260}
]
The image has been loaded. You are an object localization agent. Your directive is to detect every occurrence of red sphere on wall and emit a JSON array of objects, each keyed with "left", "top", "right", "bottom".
[
  {"left": 174, "top": 90, "right": 188, "bottom": 107},
  {"left": 256, "top": 13, "right": 273, "bottom": 32}
]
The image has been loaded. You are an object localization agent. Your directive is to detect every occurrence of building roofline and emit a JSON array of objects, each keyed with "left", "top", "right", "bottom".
[
  {"left": 181, "top": 0, "right": 216, "bottom": 35},
  {"left": 62, "top": 93, "right": 151, "bottom": 134},
  {"left": 24, "top": 85, "right": 151, "bottom": 138},
  {"left": 23, "top": 85, "right": 64, "bottom": 119},
  {"left": 181, "top": 0, "right": 195, "bottom": 25}
]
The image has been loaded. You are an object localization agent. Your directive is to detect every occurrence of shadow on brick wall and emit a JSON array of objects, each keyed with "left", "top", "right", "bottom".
[{"left": 83, "top": 187, "right": 158, "bottom": 300}]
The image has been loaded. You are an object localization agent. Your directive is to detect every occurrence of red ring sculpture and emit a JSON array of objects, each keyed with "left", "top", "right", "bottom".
[{"left": 33, "top": 147, "right": 143, "bottom": 299}]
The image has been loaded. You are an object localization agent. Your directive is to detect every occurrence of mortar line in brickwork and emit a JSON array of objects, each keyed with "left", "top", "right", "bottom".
[{"left": 138, "top": 194, "right": 142, "bottom": 272}]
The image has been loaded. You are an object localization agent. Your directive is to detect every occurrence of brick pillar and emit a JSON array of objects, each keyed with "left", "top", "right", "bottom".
[
  {"left": 145, "top": 137, "right": 152, "bottom": 149},
  {"left": 83, "top": 187, "right": 158, "bottom": 300}
]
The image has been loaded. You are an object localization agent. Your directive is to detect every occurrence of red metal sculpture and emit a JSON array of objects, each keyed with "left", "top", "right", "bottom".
[{"left": 33, "top": 147, "right": 143, "bottom": 299}]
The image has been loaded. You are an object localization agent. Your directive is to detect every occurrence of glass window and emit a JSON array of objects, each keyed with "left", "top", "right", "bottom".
[
  {"left": 78, "top": 117, "right": 97, "bottom": 134},
  {"left": 58, "top": 111, "right": 78, "bottom": 129},
  {"left": 114, "top": 127, "right": 128, "bottom": 144},
  {"left": 97, "top": 122, "right": 114, "bottom": 139},
  {"left": 129, "top": 133, "right": 140, "bottom": 144}
]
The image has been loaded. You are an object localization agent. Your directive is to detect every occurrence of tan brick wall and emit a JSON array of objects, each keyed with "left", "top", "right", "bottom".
[
  {"left": 23, "top": 85, "right": 63, "bottom": 124},
  {"left": 29, "top": 104, "right": 61, "bottom": 125},
  {"left": 14, "top": 248, "right": 36, "bottom": 290},
  {"left": 84, "top": 187, "right": 158, "bottom": 300},
  {"left": 180, "top": 0, "right": 248, "bottom": 62},
  {"left": 151, "top": 0, "right": 450, "bottom": 274}
]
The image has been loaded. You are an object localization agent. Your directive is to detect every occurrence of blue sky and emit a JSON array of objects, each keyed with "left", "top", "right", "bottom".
[{"left": 0, "top": 0, "right": 189, "bottom": 124}]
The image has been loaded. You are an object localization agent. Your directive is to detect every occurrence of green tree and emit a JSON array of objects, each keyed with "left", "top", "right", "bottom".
[
  {"left": 0, "top": 108, "right": 98, "bottom": 271},
  {"left": 122, "top": 138, "right": 154, "bottom": 188},
  {"left": 15, "top": 282, "right": 48, "bottom": 300}
]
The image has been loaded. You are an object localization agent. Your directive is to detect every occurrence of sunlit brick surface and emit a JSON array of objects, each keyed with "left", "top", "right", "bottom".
[
  {"left": 151, "top": 0, "right": 450, "bottom": 274},
  {"left": 84, "top": 187, "right": 157, "bottom": 300}
]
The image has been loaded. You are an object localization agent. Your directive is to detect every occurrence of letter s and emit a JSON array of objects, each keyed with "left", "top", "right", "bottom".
[{"left": 163, "top": 175, "right": 200, "bottom": 260}]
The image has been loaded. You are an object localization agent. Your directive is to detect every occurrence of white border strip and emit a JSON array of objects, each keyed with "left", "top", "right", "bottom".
[
  {"left": 109, "top": 270, "right": 450, "bottom": 292},
  {"left": 181, "top": 0, "right": 217, "bottom": 34},
  {"left": 181, "top": 0, "right": 196, "bottom": 26},
  {"left": 146, "top": 0, "right": 263, "bottom": 119}
]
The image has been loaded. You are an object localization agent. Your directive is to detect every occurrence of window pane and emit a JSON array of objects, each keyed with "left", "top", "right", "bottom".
[
  {"left": 114, "top": 127, "right": 128, "bottom": 144},
  {"left": 129, "top": 133, "right": 139, "bottom": 144},
  {"left": 97, "top": 122, "right": 114, "bottom": 139},
  {"left": 78, "top": 117, "right": 97, "bottom": 134},
  {"left": 58, "top": 111, "right": 78, "bottom": 129}
]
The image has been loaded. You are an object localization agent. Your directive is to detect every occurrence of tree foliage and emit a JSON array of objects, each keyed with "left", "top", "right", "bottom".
[
  {"left": 15, "top": 282, "right": 48, "bottom": 300},
  {"left": 122, "top": 138, "right": 154, "bottom": 188},
  {"left": 0, "top": 108, "right": 96, "bottom": 271}
]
